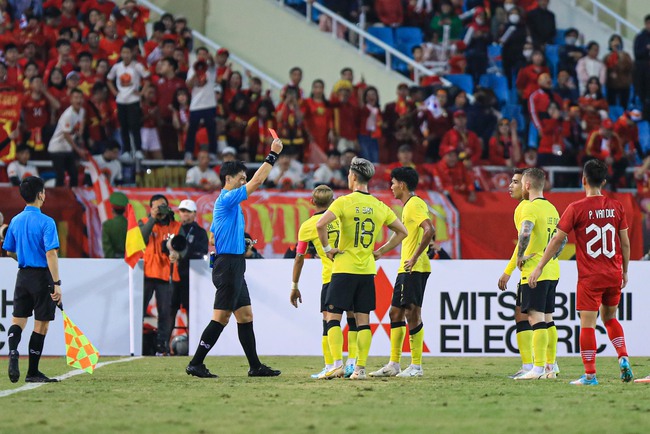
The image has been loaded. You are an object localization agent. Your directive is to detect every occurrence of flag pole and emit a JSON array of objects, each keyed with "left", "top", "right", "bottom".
[{"left": 128, "top": 264, "right": 135, "bottom": 357}]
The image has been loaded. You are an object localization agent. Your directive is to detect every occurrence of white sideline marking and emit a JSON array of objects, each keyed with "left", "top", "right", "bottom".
[{"left": 0, "top": 356, "right": 143, "bottom": 398}]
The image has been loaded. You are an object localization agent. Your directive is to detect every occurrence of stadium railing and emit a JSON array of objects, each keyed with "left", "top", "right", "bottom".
[{"left": 570, "top": 0, "right": 639, "bottom": 38}]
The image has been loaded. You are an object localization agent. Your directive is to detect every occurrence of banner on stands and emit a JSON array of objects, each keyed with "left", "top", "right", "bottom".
[{"left": 190, "top": 260, "right": 650, "bottom": 357}]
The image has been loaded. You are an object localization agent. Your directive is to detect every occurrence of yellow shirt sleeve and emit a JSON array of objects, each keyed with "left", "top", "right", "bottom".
[
  {"left": 297, "top": 220, "right": 312, "bottom": 243},
  {"left": 504, "top": 245, "right": 517, "bottom": 275},
  {"left": 384, "top": 201, "right": 398, "bottom": 226},
  {"left": 328, "top": 196, "right": 344, "bottom": 220}
]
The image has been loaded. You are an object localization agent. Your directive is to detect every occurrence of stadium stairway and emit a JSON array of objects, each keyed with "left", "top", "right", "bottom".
[{"left": 148, "top": 0, "right": 411, "bottom": 101}]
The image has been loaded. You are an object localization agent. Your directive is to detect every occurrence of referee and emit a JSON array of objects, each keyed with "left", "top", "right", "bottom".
[
  {"left": 4, "top": 176, "right": 62, "bottom": 383},
  {"left": 186, "top": 138, "right": 283, "bottom": 378}
]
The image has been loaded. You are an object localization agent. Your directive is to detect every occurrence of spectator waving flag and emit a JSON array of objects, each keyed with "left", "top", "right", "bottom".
[
  {"left": 423, "top": 94, "right": 443, "bottom": 118},
  {"left": 85, "top": 155, "right": 114, "bottom": 222},
  {"left": 63, "top": 310, "right": 100, "bottom": 374},
  {"left": 124, "top": 203, "right": 146, "bottom": 268}
]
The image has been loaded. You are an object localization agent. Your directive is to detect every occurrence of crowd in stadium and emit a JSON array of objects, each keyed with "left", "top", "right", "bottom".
[{"left": 0, "top": 0, "right": 649, "bottom": 196}]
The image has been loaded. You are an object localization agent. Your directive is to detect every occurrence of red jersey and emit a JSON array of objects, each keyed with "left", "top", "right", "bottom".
[
  {"left": 516, "top": 64, "right": 550, "bottom": 100},
  {"left": 585, "top": 131, "right": 624, "bottom": 161},
  {"left": 439, "top": 128, "right": 483, "bottom": 165},
  {"left": 557, "top": 195, "right": 628, "bottom": 288},
  {"left": 432, "top": 160, "right": 475, "bottom": 193},
  {"left": 614, "top": 116, "right": 638, "bottom": 151},
  {"left": 302, "top": 98, "right": 332, "bottom": 152},
  {"left": 141, "top": 100, "right": 159, "bottom": 128},
  {"left": 578, "top": 96, "right": 608, "bottom": 133},
  {"left": 99, "top": 37, "right": 123, "bottom": 65},
  {"left": 245, "top": 116, "right": 276, "bottom": 162},
  {"left": 78, "top": 72, "right": 98, "bottom": 97},
  {"left": 332, "top": 101, "right": 360, "bottom": 140},
  {"left": 80, "top": 0, "right": 117, "bottom": 18},
  {"left": 154, "top": 75, "right": 186, "bottom": 119},
  {"left": 22, "top": 93, "right": 50, "bottom": 151},
  {"left": 538, "top": 118, "right": 570, "bottom": 155}
]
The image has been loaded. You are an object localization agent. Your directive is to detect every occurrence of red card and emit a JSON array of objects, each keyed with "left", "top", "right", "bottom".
[{"left": 269, "top": 128, "right": 278, "bottom": 139}]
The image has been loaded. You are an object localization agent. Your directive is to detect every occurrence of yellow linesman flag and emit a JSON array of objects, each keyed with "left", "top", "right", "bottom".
[{"left": 63, "top": 311, "right": 100, "bottom": 374}]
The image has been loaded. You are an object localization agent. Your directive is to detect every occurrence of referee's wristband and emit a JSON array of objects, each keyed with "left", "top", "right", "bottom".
[
  {"left": 291, "top": 282, "right": 298, "bottom": 290},
  {"left": 52, "top": 280, "right": 61, "bottom": 286},
  {"left": 323, "top": 245, "right": 332, "bottom": 253},
  {"left": 264, "top": 151, "right": 279, "bottom": 166}
]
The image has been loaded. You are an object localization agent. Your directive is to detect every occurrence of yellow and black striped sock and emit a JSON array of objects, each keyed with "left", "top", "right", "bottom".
[
  {"left": 326, "top": 320, "right": 343, "bottom": 364},
  {"left": 516, "top": 320, "right": 534, "bottom": 366},
  {"left": 409, "top": 323, "right": 424, "bottom": 366}
]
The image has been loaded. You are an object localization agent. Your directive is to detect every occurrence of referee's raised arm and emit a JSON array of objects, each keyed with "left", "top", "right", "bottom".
[{"left": 245, "top": 139, "right": 283, "bottom": 196}]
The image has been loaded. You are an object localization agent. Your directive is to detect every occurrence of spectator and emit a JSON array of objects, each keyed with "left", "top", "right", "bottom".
[
  {"left": 245, "top": 76, "right": 266, "bottom": 119},
  {"left": 244, "top": 100, "right": 275, "bottom": 163},
  {"left": 526, "top": 0, "right": 556, "bottom": 48},
  {"left": 107, "top": 42, "right": 151, "bottom": 163},
  {"left": 139, "top": 194, "right": 185, "bottom": 355},
  {"left": 576, "top": 41, "right": 606, "bottom": 95},
  {"left": 331, "top": 80, "right": 360, "bottom": 153},
  {"left": 614, "top": 109, "right": 643, "bottom": 163},
  {"left": 467, "top": 87, "right": 499, "bottom": 157},
  {"left": 222, "top": 70, "right": 243, "bottom": 110},
  {"left": 115, "top": 0, "right": 148, "bottom": 41},
  {"left": 382, "top": 83, "right": 413, "bottom": 162},
  {"left": 98, "top": 20, "right": 122, "bottom": 65},
  {"left": 244, "top": 232, "right": 263, "bottom": 259},
  {"left": 215, "top": 47, "right": 231, "bottom": 83},
  {"left": 578, "top": 76, "right": 609, "bottom": 134},
  {"left": 432, "top": 147, "right": 476, "bottom": 202},
  {"left": 634, "top": 15, "right": 650, "bottom": 120},
  {"left": 275, "top": 86, "right": 306, "bottom": 159},
  {"left": 93, "top": 140, "right": 123, "bottom": 186},
  {"left": 439, "top": 110, "right": 482, "bottom": 167},
  {"left": 140, "top": 86, "right": 163, "bottom": 159},
  {"left": 554, "top": 69, "right": 579, "bottom": 104},
  {"left": 77, "top": 52, "right": 98, "bottom": 97},
  {"left": 3, "top": 43, "right": 22, "bottom": 91},
  {"left": 528, "top": 73, "right": 563, "bottom": 138},
  {"left": 358, "top": 86, "right": 382, "bottom": 163},
  {"left": 423, "top": 88, "right": 453, "bottom": 162},
  {"left": 303, "top": 79, "right": 333, "bottom": 155},
  {"left": 280, "top": 66, "right": 303, "bottom": 101},
  {"left": 85, "top": 82, "right": 116, "bottom": 152},
  {"left": 537, "top": 102, "right": 570, "bottom": 169},
  {"left": 566, "top": 103, "right": 585, "bottom": 161},
  {"left": 463, "top": 7, "right": 492, "bottom": 83},
  {"left": 339, "top": 147, "right": 357, "bottom": 178},
  {"left": 374, "top": 0, "right": 404, "bottom": 26},
  {"left": 101, "top": 191, "right": 128, "bottom": 258},
  {"left": 174, "top": 199, "right": 208, "bottom": 318},
  {"left": 267, "top": 154, "right": 304, "bottom": 189},
  {"left": 185, "top": 47, "right": 217, "bottom": 163},
  {"left": 171, "top": 87, "right": 191, "bottom": 157},
  {"left": 585, "top": 119, "right": 627, "bottom": 189},
  {"left": 312, "top": 149, "right": 346, "bottom": 189},
  {"left": 7, "top": 145, "right": 39, "bottom": 186},
  {"left": 329, "top": 67, "right": 365, "bottom": 106},
  {"left": 499, "top": 5, "right": 528, "bottom": 87},
  {"left": 558, "top": 28, "right": 585, "bottom": 81},
  {"left": 154, "top": 57, "right": 186, "bottom": 159},
  {"left": 603, "top": 34, "right": 633, "bottom": 109},
  {"left": 48, "top": 88, "right": 86, "bottom": 187},
  {"left": 488, "top": 118, "right": 520, "bottom": 166},
  {"left": 22, "top": 76, "right": 59, "bottom": 156},
  {"left": 384, "top": 144, "right": 433, "bottom": 188},
  {"left": 449, "top": 89, "right": 468, "bottom": 114},
  {"left": 430, "top": 1, "right": 462, "bottom": 41},
  {"left": 186, "top": 149, "right": 221, "bottom": 192},
  {"left": 516, "top": 49, "right": 550, "bottom": 101}
]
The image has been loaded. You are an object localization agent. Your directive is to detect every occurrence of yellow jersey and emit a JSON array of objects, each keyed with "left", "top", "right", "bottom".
[
  {"left": 327, "top": 191, "right": 397, "bottom": 275},
  {"left": 519, "top": 198, "right": 560, "bottom": 283},
  {"left": 398, "top": 195, "right": 432, "bottom": 274},
  {"left": 297, "top": 212, "right": 340, "bottom": 284},
  {"left": 505, "top": 200, "right": 527, "bottom": 275}
]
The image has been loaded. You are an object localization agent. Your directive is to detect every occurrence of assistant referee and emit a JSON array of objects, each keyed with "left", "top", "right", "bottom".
[
  {"left": 4, "top": 176, "right": 62, "bottom": 383},
  {"left": 186, "top": 138, "right": 284, "bottom": 378}
]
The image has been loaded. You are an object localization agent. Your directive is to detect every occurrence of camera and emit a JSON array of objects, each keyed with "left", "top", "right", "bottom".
[{"left": 157, "top": 203, "right": 174, "bottom": 219}]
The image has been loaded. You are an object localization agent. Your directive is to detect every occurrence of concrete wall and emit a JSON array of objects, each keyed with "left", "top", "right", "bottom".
[{"left": 145, "top": 0, "right": 208, "bottom": 33}]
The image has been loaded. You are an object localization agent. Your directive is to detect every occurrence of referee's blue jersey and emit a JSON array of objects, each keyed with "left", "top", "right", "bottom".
[
  {"left": 211, "top": 186, "right": 247, "bottom": 254},
  {"left": 2, "top": 206, "right": 60, "bottom": 268}
]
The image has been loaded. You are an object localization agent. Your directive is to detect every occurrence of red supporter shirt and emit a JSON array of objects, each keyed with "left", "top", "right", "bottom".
[
  {"left": 614, "top": 117, "right": 638, "bottom": 152},
  {"left": 557, "top": 195, "right": 628, "bottom": 288},
  {"left": 99, "top": 37, "right": 123, "bottom": 65},
  {"left": 302, "top": 98, "right": 332, "bottom": 152},
  {"left": 80, "top": 0, "right": 117, "bottom": 18},
  {"left": 585, "top": 131, "right": 624, "bottom": 161},
  {"left": 516, "top": 65, "right": 550, "bottom": 100},
  {"left": 141, "top": 100, "right": 159, "bottom": 128},
  {"left": 22, "top": 94, "right": 50, "bottom": 129},
  {"left": 155, "top": 75, "right": 186, "bottom": 119},
  {"left": 332, "top": 101, "right": 360, "bottom": 140},
  {"left": 432, "top": 160, "right": 475, "bottom": 193},
  {"left": 538, "top": 118, "right": 570, "bottom": 155},
  {"left": 439, "top": 128, "right": 482, "bottom": 165}
]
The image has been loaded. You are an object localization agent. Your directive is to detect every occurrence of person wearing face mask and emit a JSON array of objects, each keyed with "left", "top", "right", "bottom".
[
  {"left": 526, "top": 0, "right": 556, "bottom": 47},
  {"left": 603, "top": 34, "right": 633, "bottom": 108},
  {"left": 500, "top": 6, "right": 528, "bottom": 88},
  {"left": 462, "top": 7, "right": 492, "bottom": 84},
  {"left": 558, "top": 28, "right": 585, "bottom": 81}
]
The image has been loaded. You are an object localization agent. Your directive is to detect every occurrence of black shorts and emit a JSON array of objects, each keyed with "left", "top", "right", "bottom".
[
  {"left": 212, "top": 254, "right": 251, "bottom": 311},
  {"left": 13, "top": 268, "right": 56, "bottom": 321},
  {"left": 392, "top": 272, "right": 430, "bottom": 308},
  {"left": 320, "top": 283, "right": 329, "bottom": 313},
  {"left": 325, "top": 273, "right": 375, "bottom": 314},
  {"left": 516, "top": 282, "right": 522, "bottom": 308},
  {"left": 520, "top": 280, "right": 557, "bottom": 314}
]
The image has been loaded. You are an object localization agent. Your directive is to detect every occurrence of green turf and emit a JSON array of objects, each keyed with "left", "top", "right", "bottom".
[{"left": 1, "top": 356, "right": 649, "bottom": 433}]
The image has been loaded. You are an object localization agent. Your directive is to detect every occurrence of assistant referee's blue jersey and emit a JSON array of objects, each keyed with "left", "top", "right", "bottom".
[
  {"left": 211, "top": 186, "right": 247, "bottom": 254},
  {"left": 2, "top": 206, "right": 60, "bottom": 268}
]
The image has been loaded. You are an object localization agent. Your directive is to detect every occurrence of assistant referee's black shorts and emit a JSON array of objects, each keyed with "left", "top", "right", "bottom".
[
  {"left": 326, "top": 273, "right": 375, "bottom": 314},
  {"left": 13, "top": 267, "right": 56, "bottom": 321},
  {"left": 392, "top": 272, "right": 430, "bottom": 308},
  {"left": 212, "top": 254, "right": 251, "bottom": 311},
  {"left": 520, "top": 280, "right": 558, "bottom": 314}
]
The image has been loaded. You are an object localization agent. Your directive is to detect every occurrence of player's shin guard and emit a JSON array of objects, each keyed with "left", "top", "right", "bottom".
[
  {"left": 604, "top": 318, "right": 628, "bottom": 358},
  {"left": 326, "top": 320, "right": 343, "bottom": 363},
  {"left": 347, "top": 317, "right": 358, "bottom": 360},
  {"left": 237, "top": 322, "right": 261, "bottom": 370},
  {"left": 516, "top": 321, "right": 533, "bottom": 365},
  {"left": 322, "top": 320, "right": 333, "bottom": 366},
  {"left": 190, "top": 320, "right": 225, "bottom": 366},
  {"left": 390, "top": 321, "right": 406, "bottom": 364},
  {"left": 27, "top": 332, "right": 45, "bottom": 376},
  {"left": 356, "top": 325, "right": 372, "bottom": 368},
  {"left": 580, "top": 327, "right": 597, "bottom": 374},
  {"left": 532, "top": 323, "right": 548, "bottom": 368},
  {"left": 7, "top": 324, "right": 22, "bottom": 351},
  {"left": 409, "top": 323, "right": 424, "bottom": 366},
  {"left": 546, "top": 321, "right": 558, "bottom": 365}
]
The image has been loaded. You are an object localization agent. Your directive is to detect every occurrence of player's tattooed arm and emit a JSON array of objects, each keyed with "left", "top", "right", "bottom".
[
  {"left": 553, "top": 236, "right": 568, "bottom": 259},
  {"left": 516, "top": 220, "right": 534, "bottom": 267}
]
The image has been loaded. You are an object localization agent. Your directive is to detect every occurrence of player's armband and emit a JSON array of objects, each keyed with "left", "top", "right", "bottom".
[{"left": 296, "top": 241, "right": 308, "bottom": 255}]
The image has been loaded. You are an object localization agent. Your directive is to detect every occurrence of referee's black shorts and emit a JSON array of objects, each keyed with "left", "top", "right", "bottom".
[
  {"left": 320, "top": 283, "right": 329, "bottom": 313},
  {"left": 211, "top": 254, "right": 251, "bottom": 311},
  {"left": 13, "top": 268, "right": 56, "bottom": 321},
  {"left": 392, "top": 272, "right": 430, "bottom": 308},
  {"left": 326, "top": 273, "right": 375, "bottom": 314},
  {"left": 520, "top": 280, "right": 558, "bottom": 314}
]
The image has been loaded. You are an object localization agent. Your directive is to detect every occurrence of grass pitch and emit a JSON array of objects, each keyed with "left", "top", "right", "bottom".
[{"left": 1, "top": 356, "right": 649, "bottom": 433}]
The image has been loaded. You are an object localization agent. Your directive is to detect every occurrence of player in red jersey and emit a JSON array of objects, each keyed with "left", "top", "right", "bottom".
[{"left": 529, "top": 159, "right": 633, "bottom": 385}]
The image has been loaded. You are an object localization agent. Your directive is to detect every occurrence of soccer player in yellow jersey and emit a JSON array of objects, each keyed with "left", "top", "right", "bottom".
[
  {"left": 514, "top": 168, "right": 563, "bottom": 380},
  {"left": 316, "top": 157, "right": 408, "bottom": 380},
  {"left": 497, "top": 168, "right": 535, "bottom": 379},
  {"left": 290, "top": 186, "right": 358, "bottom": 378},
  {"left": 369, "top": 167, "right": 434, "bottom": 378}
]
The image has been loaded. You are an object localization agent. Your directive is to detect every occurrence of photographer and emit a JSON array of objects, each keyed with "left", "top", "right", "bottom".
[
  {"left": 244, "top": 232, "right": 263, "bottom": 259},
  {"left": 139, "top": 194, "right": 186, "bottom": 355}
]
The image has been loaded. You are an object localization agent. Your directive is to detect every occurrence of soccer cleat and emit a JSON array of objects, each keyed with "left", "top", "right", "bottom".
[
  {"left": 186, "top": 363, "right": 218, "bottom": 378},
  {"left": 508, "top": 369, "right": 526, "bottom": 379},
  {"left": 553, "top": 362, "right": 560, "bottom": 375},
  {"left": 311, "top": 367, "right": 328, "bottom": 379},
  {"left": 344, "top": 364, "right": 355, "bottom": 378},
  {"left": 349, "top": 368, "right": 366, "bottom": 380},
  {"left": 25, "top": 372, "right": 59, "bottom": 383},
  {"left": 396, "top": 365, "right": 423, "bottom": 377},
  {"left": 318, "top": 365, "right": 344, "bottom": 380},
  {"left": 514, "top": 369, "right": 545, "bottom": 380},
  {"left": 570, "top": 374, "right": 598, "bottom": 386},
  {"left": 619, "top": 357, "right": 634, "bottom": 383},
  {"left": 248, "top": 364, "right": 281, "bottom": 377},
  {"left": 8, "top": 350, "right": 19, "bottom": 383},
  {"left": 369, "top": 364, "right": 400, "bottom": 378},
  {"left": 633, "top": 375, "right": 650, "bottom": 384}
]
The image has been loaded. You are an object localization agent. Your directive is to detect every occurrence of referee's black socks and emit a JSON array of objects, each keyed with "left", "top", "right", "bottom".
[
  {"left": 7, "top": 324, "right": 22, "bottom": 352},
  {"left": 190, "top": 320, "right": 225, "bottom": 366},
  {"left": 27, "top": 332, "right": 45, "bottom": 376},
  {"left": 237, "top": 322, "right": 261, "bottom": 370}
]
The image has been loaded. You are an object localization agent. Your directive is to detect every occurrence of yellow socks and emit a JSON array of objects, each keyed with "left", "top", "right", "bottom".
[
  {"left": 390, "top": 321, "right": 406, "bottom": 364},
  {"left": 532, "top": 323, "right": 548, "bottom": 368},
  {"left": 516, "top": 320, "right": 534, "bottom": 366},
  {"left": 326, "top": 320, "right": 343, "bottom": 363},
  {"left": 409, "top": 323, "right": 424, "bottom": 366},
  {"left": 356, "top": 325, "right": 372, "bottom": 368},
  {"left": 546, "top": 321, "right": 558, "bottom": 365}
]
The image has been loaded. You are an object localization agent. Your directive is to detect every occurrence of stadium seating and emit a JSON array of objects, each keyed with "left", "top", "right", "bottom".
[
  {"left": 444, "top": 74, "right": 474, "bottom": 94},
  {"left": 639, "top": 121, "right": 650, "bottom": 155},
  {"left": 501, "top": 104, "right": 526, "bottom": 133},
  {"left": 479, "top": 74, "right": 509, "bottom": 107},
  {"left": 395, "top": 27, "right": 423, "bottom": 49},
  {"left": 545, "top": 45, "right": 560, "bottom": 78},
  {"left": 609, "top": 105, "right": 624, "bottom": 121},
  {"left": 528, "top": 124, "right": 539, "bottom": 148},
  {"left": 366, "top": 27, "right": 395, "bottom": 56},
  {"left": 555, "top": 28, "right": 567, "bottom": 46}
]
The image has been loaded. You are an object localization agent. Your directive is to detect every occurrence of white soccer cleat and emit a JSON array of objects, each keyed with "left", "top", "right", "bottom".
[
  {"left": 396, "top": 365, "right": 423, "bottom": 377},
  {"left": 508, "top": 369, "right": 526, "bottom": 379},
  {"left": 318, "top": 365, "right": 343, "bottom": 380},
  {"left": 369, "top": 364, "right": 400, "bottom": 378},
  {"left": 350, "top": 368, "right": 366, "bottom": 380},
  {"left": 514, "top": 369, "right": 545, "bottom": 380}
]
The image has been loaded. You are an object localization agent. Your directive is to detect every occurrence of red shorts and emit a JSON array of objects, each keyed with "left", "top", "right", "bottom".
[{"left": 576, "top": 281, "right": 621, "bottom": 311}]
